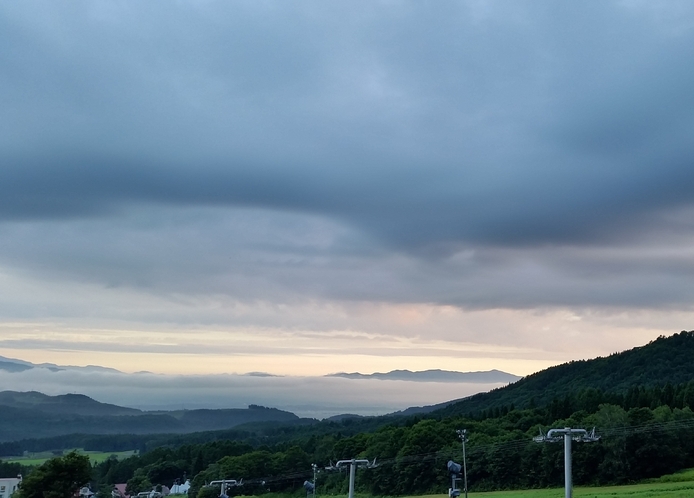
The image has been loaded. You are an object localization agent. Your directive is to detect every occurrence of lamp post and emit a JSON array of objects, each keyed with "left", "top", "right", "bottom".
[
  {"left": 312, "top": 463, "right": 317, "bottom": 498},
  {"left": 456, "top": 429, "right": 469, "bottom": 498},
  {"left": 304, "top": 464, "right": 318, "bottom": 498}
]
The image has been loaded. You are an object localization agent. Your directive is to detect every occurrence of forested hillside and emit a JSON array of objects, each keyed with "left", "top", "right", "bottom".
[
  {"left": 434, "top": 331, "right": 694, "bottom": 417},
  {"left": 0, "top": 394, "right": 302, "bottom": 442},
  {"left": 0, "top": 391, "right": 141, "bottom": 416}
]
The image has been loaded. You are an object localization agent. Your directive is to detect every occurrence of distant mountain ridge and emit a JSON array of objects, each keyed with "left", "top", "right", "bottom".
[
  {"left": 0, "top": 355, "right": 121, "bottom": 374},
  {"left": 0, "top": 391, "right": 301, "bottom": 443},
  {"left": 0, "top": 391, "right": 141, "bottom": 416},
  {"left": 0, "top": 360, "right": 32, "bottom": 373},
  {"left": 0, "top": 355, "right": 277, "bottom": 377},
  {"left": 327, "top": 368, "right": 521, "bottom": 383}
]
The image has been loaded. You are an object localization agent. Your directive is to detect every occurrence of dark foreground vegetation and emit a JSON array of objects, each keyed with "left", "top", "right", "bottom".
[{"left": 3, "top": 332, "right": 694, "bottom": 498}]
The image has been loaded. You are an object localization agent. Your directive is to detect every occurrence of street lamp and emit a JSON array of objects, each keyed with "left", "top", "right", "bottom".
[{"left": 456, "top": 429, "right": 469, "bottom": 498}]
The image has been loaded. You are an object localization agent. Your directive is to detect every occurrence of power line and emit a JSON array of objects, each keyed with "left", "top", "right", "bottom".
[{"left": 205, "top": 414, "right": 694, "bottom": 490}]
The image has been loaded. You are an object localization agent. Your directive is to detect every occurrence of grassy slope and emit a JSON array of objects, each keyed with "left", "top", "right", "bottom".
[
  {"left": 249, "top": 470, "right": 694, "bottom": 498},
  {"left": 463, "top": 481, "right": 694, "bottom": 497},
  {"left": 403, "top": 470, "right": 694, "bottom": 498}
]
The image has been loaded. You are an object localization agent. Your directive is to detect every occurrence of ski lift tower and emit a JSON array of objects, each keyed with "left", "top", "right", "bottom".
[
  {"left": 533, "top": 427, "right": 600, "bottom": 498},
  {"left": 329, "top": 459, "right": 376, "bottom": 498}
]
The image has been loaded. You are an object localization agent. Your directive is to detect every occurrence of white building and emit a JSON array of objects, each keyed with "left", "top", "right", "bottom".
[
  {"left": 170, "top": 480, "right": 190, "bottom": 495},
  {"left": 0, "top": 477, "right": 21, "bottom": 498}
]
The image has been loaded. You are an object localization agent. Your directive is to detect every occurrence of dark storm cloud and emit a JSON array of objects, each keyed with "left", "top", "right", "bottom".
[
  {"left": 1, "top": 0, "right": 694, "bottom": 321},
  {"left": 2, "top": 1, "right": 694, "bottom": 252}
]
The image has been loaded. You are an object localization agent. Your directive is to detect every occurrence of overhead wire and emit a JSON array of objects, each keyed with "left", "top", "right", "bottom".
[{"left": 205, "top": 413, "right": 694, "bottom": 488}]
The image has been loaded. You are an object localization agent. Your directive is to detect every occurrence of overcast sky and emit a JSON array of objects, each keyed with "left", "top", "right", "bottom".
[{"left": 1, "top": 1, "right": 694, "bottom": 396}]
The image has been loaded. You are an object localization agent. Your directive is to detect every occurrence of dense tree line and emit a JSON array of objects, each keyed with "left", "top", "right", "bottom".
[
  {"left": 0, "top": 459, "right": 23, "bottom": 478},
  {"left": 14, "top": 452, "right": 92, "bottom": 498},
  {"left": 81, "top": 391, "right": 694, "bottom": 497}
]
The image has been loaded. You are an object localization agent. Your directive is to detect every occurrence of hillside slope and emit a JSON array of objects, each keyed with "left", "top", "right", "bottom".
[
  {"left": 434, "top": 330, "right": 694, "bottom": 417},
  {"left": 0, "top": 393, "right": 301, "bottom": 442},
  {"left": 0, "top": 391, "right": 142, "bottom": 416}
]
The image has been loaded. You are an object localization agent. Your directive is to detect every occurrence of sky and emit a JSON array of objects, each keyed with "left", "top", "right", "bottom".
[{"left": 1, "top": 1, "right": 694, "bottom": 410}]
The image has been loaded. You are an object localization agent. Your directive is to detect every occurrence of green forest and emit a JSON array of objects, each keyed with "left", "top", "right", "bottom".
[{"left": 4, "top": 332, "right": 694, "bottom": 498}]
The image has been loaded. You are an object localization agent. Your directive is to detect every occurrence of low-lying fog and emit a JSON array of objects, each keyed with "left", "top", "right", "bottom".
[{"left": 0, "top": 367, "right": 510, "bottom": 418}]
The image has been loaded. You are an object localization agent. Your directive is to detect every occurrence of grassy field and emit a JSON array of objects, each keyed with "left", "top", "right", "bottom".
[
  {"left": 3, "top": 449, "right": 137, "bottom": 466},
  {"left": 282, "top": 469, "right": 694, "bottom": 498},
  {"left": 453, "top": 480, "right": 694, "bottom": 497},
  {"left": 404, "top": 469, "right": 694, "bottom": 498}
]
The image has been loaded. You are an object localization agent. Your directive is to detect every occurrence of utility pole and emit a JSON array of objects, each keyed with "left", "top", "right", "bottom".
[
  {"left": 534, "top": 427, "right": 600, "bottom": 498},
  {"left": 456, "top": 429, "right": 469, "bottom": 498}
]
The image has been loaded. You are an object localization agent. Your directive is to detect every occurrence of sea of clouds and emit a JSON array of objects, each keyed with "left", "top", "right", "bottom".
[{"left": 0, "top": 366, "right": 508, "bottom": 419}]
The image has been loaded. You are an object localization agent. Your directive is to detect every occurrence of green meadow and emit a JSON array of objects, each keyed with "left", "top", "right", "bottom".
[
  {"left": 256, "top": 470, "right": 694, "bottom": 498},
  {"left": 408, "top": 469, "right": 694, "bottom": 498},
  {"left": 457, "top": 481, "right": 694, "bottom": 498},
  {"left": 318, "top": 482, "right": 694, "bottom": 498},
  {"left": 4, "top": 449, "right": 137, "bottom": 466}
]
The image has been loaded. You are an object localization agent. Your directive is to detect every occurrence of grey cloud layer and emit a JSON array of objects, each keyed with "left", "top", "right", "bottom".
[
  {"left": 1, "top": 207, "right": 694, "bottom": 309},
  {"left": 2, "top": 2, "right": 694, "bottom": 250},
  {"left": 1, "top": 1, "right": 694, "bottom": 320}
]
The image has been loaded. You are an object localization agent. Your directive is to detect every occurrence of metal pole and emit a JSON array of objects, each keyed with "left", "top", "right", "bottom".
[
  {"left": 535, "top": 427, "right": 598, "bottom": 498},
  {"left": 461, "top": 431, "right": 468, "bottom": 498},
  {"left": 334, "top": 458, "right": 370, "bottom": 498},
  {"left": 348, "top": 460, "right": 356, "bottom": 498},
  {"left": 564, "top": 430, "right": 572, "bottom": 498},
  {"left": 313, "top": 464, "right": 317, "bottom": 498}
]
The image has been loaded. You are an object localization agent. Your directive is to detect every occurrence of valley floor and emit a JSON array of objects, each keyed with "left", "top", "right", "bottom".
[{"left": 3, "top": 448, "right": 137, "bottom": 466}]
